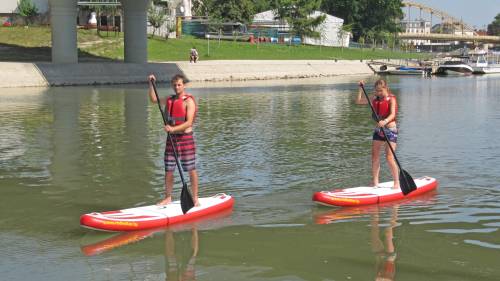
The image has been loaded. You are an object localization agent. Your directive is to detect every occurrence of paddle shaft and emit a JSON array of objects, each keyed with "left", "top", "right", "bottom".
[
  {"left": 150, "top": 80, "right": 188, "bottom": 188},
  {"left": 359, "top": 84, "right": 404, "bottom": 170}
]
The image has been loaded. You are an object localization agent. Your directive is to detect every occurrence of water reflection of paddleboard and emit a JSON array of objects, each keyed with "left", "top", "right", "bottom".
[
  {"left": 81, "top": 207, "right": 233, "bottom": 256},
  {"left": 313, "top": 191, "right": 437, "bottom": 225},
  {"left": 80, "top": 193, "right": 234, "bottom": 232},
  {"left": 312, "top": 176, "right": 438, "bottom": 207}
]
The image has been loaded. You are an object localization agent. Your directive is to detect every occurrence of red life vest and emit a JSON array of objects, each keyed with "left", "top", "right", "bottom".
[
  {"left": 165, "top": 94, "right": 196, "bottom": 125},
  {"left": 372, "top": 95, "right": 397, "bottom": 121}
]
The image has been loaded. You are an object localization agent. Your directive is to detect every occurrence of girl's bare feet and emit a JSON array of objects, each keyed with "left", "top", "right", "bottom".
[
  {"left": 392, "top": 181, "right": 400, "bottom": 190},
  {"left": 193, "top": 197, "right": 200, "bottom": 207}
]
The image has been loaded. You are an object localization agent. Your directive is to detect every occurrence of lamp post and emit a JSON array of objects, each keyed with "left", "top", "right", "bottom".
[{"left": 206, "top": 33, "right": 210, "bottom": 56}]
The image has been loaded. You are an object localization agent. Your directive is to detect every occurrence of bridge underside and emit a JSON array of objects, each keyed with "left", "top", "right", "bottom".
[{"left": 49, "top": 0, "right": 149, "bottom": 64}]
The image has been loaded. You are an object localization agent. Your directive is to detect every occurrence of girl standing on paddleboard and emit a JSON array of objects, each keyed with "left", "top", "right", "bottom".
[{"left": 356, "top": 79, "right": 399, "bottom": 189}]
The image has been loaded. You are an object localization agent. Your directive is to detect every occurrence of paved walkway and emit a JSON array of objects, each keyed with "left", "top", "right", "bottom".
[{"left": 0, "top": 60, "right": 375, "bottom": 88}]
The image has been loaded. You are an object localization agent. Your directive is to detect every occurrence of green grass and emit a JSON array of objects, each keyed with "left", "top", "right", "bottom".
[
  {"left": 0, "top": 26, "right": 427, "bottom": 62},
  {"left": 149, "top": 36, "right": 427, "bottom": 61}
]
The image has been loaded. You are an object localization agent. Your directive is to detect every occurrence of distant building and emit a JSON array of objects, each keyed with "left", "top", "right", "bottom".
[
  {"left": 475, "top": 30, "right": 488, "bottom": 36},
  {"left": 400, "top": 19, "right": 431, "bottom": 45},
  {"left": 251, "top": 10, "right": 350, "bottom": 47}
]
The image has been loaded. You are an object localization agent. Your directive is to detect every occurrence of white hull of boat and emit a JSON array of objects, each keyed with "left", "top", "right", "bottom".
[
  {"left": 436, "top": 65, "right": 473, "bottom": 75},
  {"left": 472, "top": 65, "right": 500, "bottom": 74}
]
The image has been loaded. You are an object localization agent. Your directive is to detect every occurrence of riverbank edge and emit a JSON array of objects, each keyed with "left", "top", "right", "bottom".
[{"left": 0, "top": 60, "right": 380, "bottom": 88}]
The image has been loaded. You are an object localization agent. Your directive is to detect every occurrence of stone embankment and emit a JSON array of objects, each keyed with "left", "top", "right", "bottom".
[{"left": 0, "top": 60, "right": 374, "bottom": 88}]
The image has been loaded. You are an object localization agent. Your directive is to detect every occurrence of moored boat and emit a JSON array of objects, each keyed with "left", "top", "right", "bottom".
[
  {"left": 436, "top": 60, "right": 473, "bottom": 75},
  {"left": 481, "top": 64, "right": 500, "bottom": 74},
  {"left": 377, "top": 65, "right": 430, "bottom": 76},
  {"left": 469, "top": 55, "right": 500, "bottom": 74}
]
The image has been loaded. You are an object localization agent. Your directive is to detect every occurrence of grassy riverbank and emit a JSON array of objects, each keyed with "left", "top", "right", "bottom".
[{"left": 0, "top": 26, "right": 427, "bottom": 62}]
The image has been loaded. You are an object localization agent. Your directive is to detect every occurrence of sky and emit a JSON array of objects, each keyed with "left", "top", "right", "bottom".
[{"left": 404, "top": 0, "right": 499, "bottom": 29}]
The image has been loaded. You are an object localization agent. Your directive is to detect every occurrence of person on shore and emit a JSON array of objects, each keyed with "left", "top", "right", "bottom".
[
  {"left": 189, "top": 47, "right": 199, "bottom": 63},
  {"left": 357, "top": 79, "right": 399, "bottom": 189},
  {"left": 148, "top": 74, "right": 199, "bottom": 206}
]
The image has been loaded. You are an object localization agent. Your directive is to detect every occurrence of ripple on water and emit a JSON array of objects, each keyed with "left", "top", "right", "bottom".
[
  {"left": 464, "top": 240, "right": 500, "bottom": 249},
  {"left": 2, "top": 78, "right": 500, "bottom": 280},
  {"left": 397, "top": 187, "right": 500, "bottom": 250}
]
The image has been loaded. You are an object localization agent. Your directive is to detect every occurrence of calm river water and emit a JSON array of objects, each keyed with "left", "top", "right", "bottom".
[{"left": 1, "top": 75, "right": 499, "bottom": 281}]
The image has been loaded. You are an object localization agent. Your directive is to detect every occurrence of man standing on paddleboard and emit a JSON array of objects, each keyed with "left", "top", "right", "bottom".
[
  {"left": 148, "top": 74, "right": 200, "bottom": 206},
  {"left": 356, "top": 79, "right": 399, "bottom": 189}
]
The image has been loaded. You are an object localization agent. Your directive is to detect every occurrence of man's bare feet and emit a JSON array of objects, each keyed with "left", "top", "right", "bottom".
[
  {"left": 193, "top": 198, "right": 200, "bottom": 207},
  {"left": 392, "top": 186, "right": 400, "bottom": 190},
  {"left": 157, "top": 196, "right": 172, "bottom": 206}
]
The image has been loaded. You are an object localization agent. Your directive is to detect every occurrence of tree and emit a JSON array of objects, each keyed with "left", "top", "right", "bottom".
[
  {"left": 253, "top": 0, "right": 274, "bottom": 13},
  {"left": 192, "top": 0, "right": 209, "bottom": 17},
  {"left": 357, "top": 0, "right": 403, "bottom": 41},
  {"left": 366, "top": 29, "right": 375, "bottom": 48},
  {"left": 320, "top": 0, "right": 403, "bottom": 41},
  {"left": 148, "top": 2, "right": 168, "bottom": 38},
  {"left": 337, "top": 23, "right": 353, "bottom": 48},
  {"left": 487, "top": 13, "right": 500, "bottom": 36},
  {"left": 204, "top": 0, "right": 255, "bottom": 24},
  {"left": 358, "top": 36, "right": 365, "bottom": 49},
  {"left": 321, "top": 0, "right": 362, "bottom": 29},
  {"left": 275, "top": 0, "right": 326, "bottom": 43},
  {"left": 17, "top": 0, "right": 38, "bottom": 25}
]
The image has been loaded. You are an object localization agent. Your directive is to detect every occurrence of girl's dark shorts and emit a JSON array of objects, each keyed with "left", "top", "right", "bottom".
[{"left": 373, "top": 127, "right": 398, "bottom": 143}]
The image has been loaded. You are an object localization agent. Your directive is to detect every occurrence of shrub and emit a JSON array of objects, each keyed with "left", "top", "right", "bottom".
[{"left": 17, "top": 0, "right": 38, "bottom": 25}]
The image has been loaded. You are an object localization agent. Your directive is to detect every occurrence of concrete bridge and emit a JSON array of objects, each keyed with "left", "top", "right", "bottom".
[
  {"left": 48, "top": 0, "right": 151, "bottom": 64},
  {"left": 400, "top": 1, "right": 500, "bottom": 44},
  {"left": 402, "top": 1, "right": 476, "bottom": 34},
  {"left": 398, "top": 33, "right": 500, "bottom": 44}
]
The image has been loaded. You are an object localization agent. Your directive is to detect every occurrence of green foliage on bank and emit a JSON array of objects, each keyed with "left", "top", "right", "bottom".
[
  {"left": 195, "top": 0, "right": 404, "bottom": 43},
  {"left": 0, "top": 26, "right": 426, "bottom": 62},
  {"left": 17, "top": 0, "right": 38, "bottom": 18},
  {"left": 321, "top": 0, "right": 404, "bottom": 41},
  {"left": 149, "top": 36, "right": 425, "bottom": 61},
  {"left": 488, "top": 13, "right": 500, "bottom": 36}
]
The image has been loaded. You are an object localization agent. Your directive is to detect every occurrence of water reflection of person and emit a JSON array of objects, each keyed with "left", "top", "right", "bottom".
[
  {"left": 371, "top": 206, "right": 399, "bottom": 281},
  {"left": 165, "top": 227, "right": 199, "bottom": 281}
]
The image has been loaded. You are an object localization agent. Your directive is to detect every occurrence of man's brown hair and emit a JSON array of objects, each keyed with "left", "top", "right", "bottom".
[{"left": 171, "top": 74, "right": 188, "bottom": 85}]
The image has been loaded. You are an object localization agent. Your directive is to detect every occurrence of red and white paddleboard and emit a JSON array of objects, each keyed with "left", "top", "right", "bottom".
[
  {"left": 81, "top": 207, "right": 233, "bottom": 256},
  {"left": 312, "top": 176, "right": 438, "bottom": 207},
  {"left": 80, "top": 193, "right": 234, "bottom": 232}
]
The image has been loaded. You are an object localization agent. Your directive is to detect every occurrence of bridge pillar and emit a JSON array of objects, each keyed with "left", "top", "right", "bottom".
[
  {"left": 49, "top": 0, "right": 78, "bottom": 63},
  {"left": 121, "top": 0, "right": 150, "bottom": 63}
]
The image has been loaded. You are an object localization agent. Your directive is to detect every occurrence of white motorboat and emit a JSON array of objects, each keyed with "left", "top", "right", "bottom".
[
  {"left": 481, "top": 65, "right": 500, "bottom": 74},
  {"left": 435, "top": 60, "right": 473, "bottom": 75},
  {"left": 469, "top": 54, "right": 500, "bottom": 74}
]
